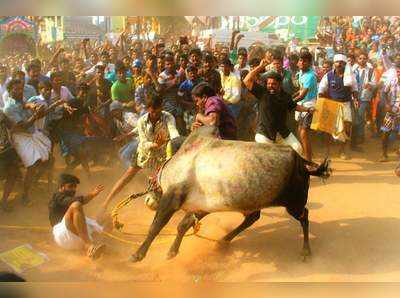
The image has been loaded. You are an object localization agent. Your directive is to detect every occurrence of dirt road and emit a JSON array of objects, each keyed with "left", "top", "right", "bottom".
[{"left": 1, "top": 138, "right": 400, "bottom": 282}]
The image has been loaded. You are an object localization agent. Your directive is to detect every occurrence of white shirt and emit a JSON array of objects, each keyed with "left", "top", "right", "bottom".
[
  {"left": 234, "top": 64, "right": 250, "bottom": 73},
  {"left": 219, "top": 71, "right": 241, "bottom": 104},
  {"left": 114, "top": 111, "right": 139, "bottom": 135},
  {"left": 51, "top": 86, "right": 73, "bottom": 102},
  {"left": 27, "top": 94, "right": 48, "bottom": 131},
  {"left": 136, "top": 111, "right": 179, "bottom": 168},
  {"left": 85, "top": 62, "right": 115, "bottom": 76},
  {"left": 50, "top": 86, "right": 74, "bottom": 121},
  {"left": 381, "top": 67, "right": 398, "bottom": 87},
  {"left": 352, "top": 64, "right": 376, "bottom": 101}
]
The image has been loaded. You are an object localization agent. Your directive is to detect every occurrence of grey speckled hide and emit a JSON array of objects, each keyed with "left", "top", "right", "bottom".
[
  {"left": 160, "top": 126, "right": 299, "bottom": 213},
  {"left": 129, "top": 125, "right": 330, "bottom": 262}
]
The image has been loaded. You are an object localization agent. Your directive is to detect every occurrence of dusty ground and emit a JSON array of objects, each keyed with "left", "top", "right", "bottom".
[{"left": 1, "top": 136, "right": 400, "bottom": 282}]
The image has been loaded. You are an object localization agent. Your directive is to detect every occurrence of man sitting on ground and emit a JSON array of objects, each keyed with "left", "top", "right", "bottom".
[{"left": 48, "top": 174, "right": 106, "bottom": 260}]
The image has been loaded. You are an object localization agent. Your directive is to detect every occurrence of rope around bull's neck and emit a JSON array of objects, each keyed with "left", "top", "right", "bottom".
[{"left": 111, "top": 157, "right": 171, "bottom": 231}]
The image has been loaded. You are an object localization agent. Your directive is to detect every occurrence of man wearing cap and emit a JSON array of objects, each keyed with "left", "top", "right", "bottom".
[
  {"left": 243, "top": 59, "right": 315, "bottom": 157},
  {"left": 318, "top": 53, "right": 359, "bottom": 160},
  {"left": 48, "top": 173, "right": 106, "bottom": 260}
]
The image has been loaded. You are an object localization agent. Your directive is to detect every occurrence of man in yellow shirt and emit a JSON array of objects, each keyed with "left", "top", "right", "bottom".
[
  {"left": 100, "top": 95, "right": 180, "bottom": 214},
  {"left": 131, "top": 59, "right": 144, "bottom": 90},
  {"left": 219, "top": 58, "right": 242, "bottom": 119},
  {"left": 220, "top": 58, "right": 242, "bottom": 118}
]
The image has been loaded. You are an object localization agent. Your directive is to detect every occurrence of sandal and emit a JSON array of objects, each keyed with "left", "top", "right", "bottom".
[{"left": 87, "top": 244, "right": 106, "bottom": 260}]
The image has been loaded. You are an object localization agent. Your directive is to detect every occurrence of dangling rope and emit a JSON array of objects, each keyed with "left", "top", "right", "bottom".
[
  {"left": 111, "top": 189, "right": 152, "bottom": 231},
  {"left": 111, "top": 159, "right": 167, "bottom": 231}
]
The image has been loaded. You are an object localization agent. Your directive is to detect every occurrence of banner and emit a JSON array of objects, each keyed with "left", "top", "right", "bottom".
[{"left": 242, "top": 16, "right": 321, "bottom": 41}]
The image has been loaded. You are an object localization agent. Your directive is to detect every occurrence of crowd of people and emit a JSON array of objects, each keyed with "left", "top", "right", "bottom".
[{"left": 1, "top": 15, "right": 400, "bottom": 258}]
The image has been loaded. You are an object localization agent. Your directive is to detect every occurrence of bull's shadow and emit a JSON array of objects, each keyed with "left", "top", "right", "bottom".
[
  {"left": 204, "top": 216, "right": 400, "bottom": 280},
  {"left": 319, "top": 173, "right": 400, "bottom": 185}
]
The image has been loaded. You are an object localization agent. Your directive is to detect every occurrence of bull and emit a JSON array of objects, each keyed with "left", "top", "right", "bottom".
[{"left": 129, "top": 126, "right": 330, "bottom": 262}]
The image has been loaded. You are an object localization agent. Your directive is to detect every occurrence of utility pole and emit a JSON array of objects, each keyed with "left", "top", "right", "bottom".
[{"left": 33, "top": 16, "right": 41, "bottom": 58}]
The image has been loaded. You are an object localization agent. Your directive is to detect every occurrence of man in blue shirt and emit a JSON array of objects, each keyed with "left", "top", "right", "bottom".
[
  {"left": 318, "top": 54, "right": 360, "bottom": 160},
  {"left": 353, "top": 52, "right": 376, "bottom": 143},
  {"left": 178, "top": 66, "right": 203, "bottom": 131},
  {"left": 293, "top": 51, "right": 318, "bottom": 162},
  {"left": 178, "top": 66, "right": 202, "bottom": 105}
]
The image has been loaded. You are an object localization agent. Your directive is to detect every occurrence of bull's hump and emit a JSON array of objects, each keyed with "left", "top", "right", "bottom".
[{"left": 202, "top": 140, "right": 294, "bottom": 159}]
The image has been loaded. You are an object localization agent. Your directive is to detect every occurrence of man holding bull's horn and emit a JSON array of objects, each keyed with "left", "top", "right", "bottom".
[{"left": 98, "top": 95, "right": 180, "bottom": 216}]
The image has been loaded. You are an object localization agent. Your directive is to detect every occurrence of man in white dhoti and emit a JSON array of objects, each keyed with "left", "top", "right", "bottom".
[
  {"left": 48, "top": 174, "right": 106, "bottom": 260},
  {"left": 3, "top": 79, "right": 54, "bottom": 206},
  {"left": 26, "top": 80, "right": 74, "bottom": 190}
]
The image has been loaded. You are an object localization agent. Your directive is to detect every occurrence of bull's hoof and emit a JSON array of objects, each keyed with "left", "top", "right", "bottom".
[
  {"left": 300, "top": 247, "right": 312, "bottom": 262},
  {"left": 166, "top": 249, "right": 178, "bottom": 260},
  {"left": 129, "top": 252, "right": 145, "bottom": 263}
]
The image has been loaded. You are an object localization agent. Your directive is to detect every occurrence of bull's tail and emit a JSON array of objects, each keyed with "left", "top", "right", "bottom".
[{"left": 306, "top": 158, "right": 332, "bottom": 179}]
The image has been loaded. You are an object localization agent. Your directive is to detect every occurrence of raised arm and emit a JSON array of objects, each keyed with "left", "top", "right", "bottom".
[
  {"left": 49, "top": 46, "right": 64, "bottom": 68},
  {"left": 195, "top": 111, "right": 219, "bottom": 127},
  {"left": 81, "top": 185, "right": 105, "bottom": 204},
  {"left": 7, "top": 108, "right": 44, "bottom": 133},
  {"left": 229, "top": 30, "right": 240, "bottom": 51},
  {"left": 243, "top": 58, "right": 269, "bottom": 90},
  {"left": 82, "top": 39, "right": 90, "bottom": 61}
]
